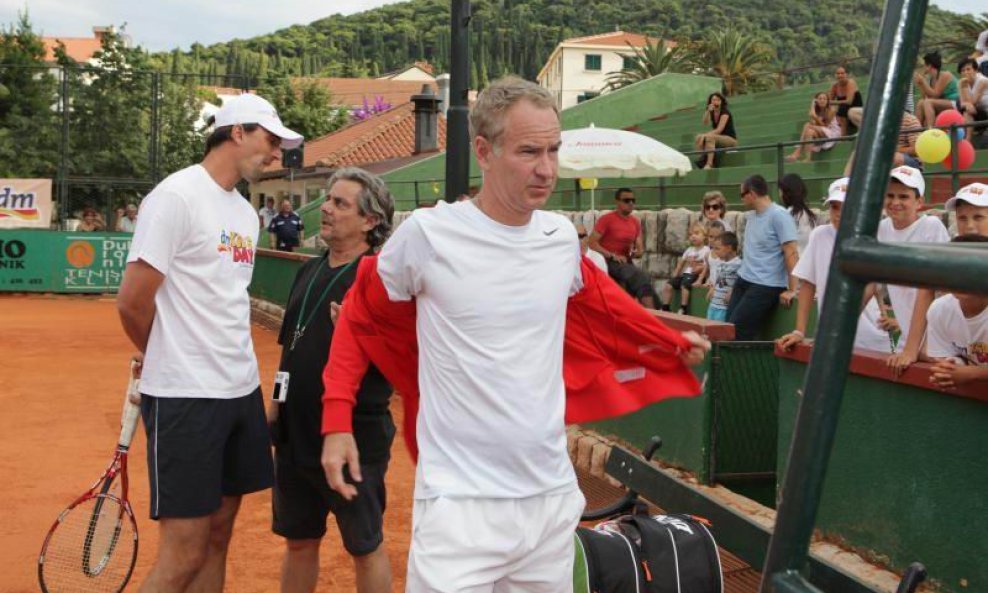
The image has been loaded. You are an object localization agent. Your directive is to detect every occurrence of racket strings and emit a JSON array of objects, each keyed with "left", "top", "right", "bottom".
[{"left": 40, "top": 494, "right": 137, "bottom": 593}]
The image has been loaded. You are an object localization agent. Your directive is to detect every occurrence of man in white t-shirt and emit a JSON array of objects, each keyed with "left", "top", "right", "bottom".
[
  {"left": 577, "top": 222, "right": 608, "bottom": 272},
  {"left": 926, "top": 235, "right": 988, "bottom": 390},
  {"left": 874, "top": 166, "right": 951, "bottom": 375},
  {"left": 258, "top": 196, "right": 277, "bottom": 229},
  {"left": 321, "top": 76, "right": 709, "bottom": 593},
  {"left": 778, "top": 178, "right": 893, "bottom": 354},
  {"left": 117, "top": 94, "right": 302, "bottom": 591}
]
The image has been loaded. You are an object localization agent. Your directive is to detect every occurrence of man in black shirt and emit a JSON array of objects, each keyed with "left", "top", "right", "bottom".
[
  {"left": 268, "top": 198, "right": 305, "bottom": 251},
  {"left": 269, "top": 168, "right": 395, "bottom": 593}
]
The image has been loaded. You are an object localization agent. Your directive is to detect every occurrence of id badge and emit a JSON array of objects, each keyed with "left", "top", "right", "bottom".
[{"left": 272, "top": 371, "right": 290, "bottom": 403}]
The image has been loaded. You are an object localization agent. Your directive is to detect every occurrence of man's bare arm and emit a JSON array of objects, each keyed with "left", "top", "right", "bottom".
[{"left": 117, "top": 260, "right": 164, "bottom": 353}]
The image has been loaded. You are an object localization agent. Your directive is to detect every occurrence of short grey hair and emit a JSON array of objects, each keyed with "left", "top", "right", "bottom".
[
  {"left": 326, "top": 167, "right": 395, "bottom": 250},
  {"left": 469, "top": 76, "right": 558, "bottom": 148}
]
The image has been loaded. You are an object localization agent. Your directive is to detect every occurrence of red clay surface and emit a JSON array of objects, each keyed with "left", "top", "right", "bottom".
[{"left": 0, "top": 294, "right": 414, "bottom": 592}]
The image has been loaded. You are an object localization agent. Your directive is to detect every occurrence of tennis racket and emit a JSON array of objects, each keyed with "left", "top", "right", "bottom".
[{"left": 38, "top": 362, "right": 143, "bottom": 593}]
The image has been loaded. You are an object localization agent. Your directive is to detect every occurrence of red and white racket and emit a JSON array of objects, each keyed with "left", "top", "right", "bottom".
[{"left": 38, "top": 362, "right": 143, "bottom": 593}]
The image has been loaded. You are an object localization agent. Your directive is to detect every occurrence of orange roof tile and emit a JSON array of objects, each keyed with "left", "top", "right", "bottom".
[
  {"left": 295, "top": 77, "right": 437, "bottom": 109},
  {"left": 564, "top": 31, "right": 670, "bottom": 48},
  {"left": 271, "top": 102, "right": 446, "bottom": 171},
  {"left": 42, "top": 37, "right": 103, "bottom": 63}
]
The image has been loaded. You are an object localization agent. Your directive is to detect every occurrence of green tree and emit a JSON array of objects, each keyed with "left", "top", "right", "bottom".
[
  {"left": 604, "top": 38, "right": 691, "bottom": 91},
  {"left": 260, "top": 75, "right": 349, "bottom": 141},
  {"left": 157, "top": 75, "right": 206, "bottom": 177},
  {"left": 0, "top": 11, "right": 60, "bottom": 178},
  {"left": 700, "top": 27, "right": 773, "bottom": 95}
]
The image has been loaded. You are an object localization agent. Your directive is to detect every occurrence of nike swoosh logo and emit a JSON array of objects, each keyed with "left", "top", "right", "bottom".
[{"left": 543, "top": 228, "right": 559, "bottom": 236}]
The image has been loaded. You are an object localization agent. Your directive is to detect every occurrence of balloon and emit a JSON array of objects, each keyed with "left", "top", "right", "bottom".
[
  {"left": 941, "top": 139, "right": 976, "bottom": 170},
  {"left": 916, "top": 129, "right": 951, "bottom": 164},
  {"left": 579, "top": 178, "right": 599, "bottom": 190},
  {"left": 934, "top": 109, "right": 965, "bottom": 128}
]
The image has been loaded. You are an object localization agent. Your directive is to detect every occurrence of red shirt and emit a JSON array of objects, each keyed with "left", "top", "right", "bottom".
[
  {"left": 595, "top": 212, "right": 641, "bottom": 257},
  {"left": 321, "top": 256, "right": 702, "bottom": 460}
]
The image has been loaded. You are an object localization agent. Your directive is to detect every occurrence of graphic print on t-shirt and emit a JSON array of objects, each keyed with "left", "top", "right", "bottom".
[{"left": 217, "top": 230, "right": 255, "bottom": 265}]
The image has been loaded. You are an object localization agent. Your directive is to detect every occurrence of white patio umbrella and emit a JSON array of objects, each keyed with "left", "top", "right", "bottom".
[{"left": 558, "top": 124, "right": 692, "bottom": 215}]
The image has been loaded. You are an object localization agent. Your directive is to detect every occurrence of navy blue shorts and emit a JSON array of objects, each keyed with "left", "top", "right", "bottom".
[
  {"left": 141, "top": 387, "right": 274, "bottom": 519},
  {"left": 272, "top": 453, "right": 388, "bottom": 556}
]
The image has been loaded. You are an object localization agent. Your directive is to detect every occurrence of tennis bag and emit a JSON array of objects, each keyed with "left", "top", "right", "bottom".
[{"left": 574, "top": 513, "right": 723, "bottom": 593}]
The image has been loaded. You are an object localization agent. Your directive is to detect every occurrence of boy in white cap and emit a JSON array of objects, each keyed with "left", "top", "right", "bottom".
[
  {"left": 118, "top": 93, "right": 302, "bottom": 591},
  {"left": 875, "top": 166, "right": 950, "bottom": 375},
  {"left": 926, "top": 235, "right": 988, "bottom": 390},
  {"left": 945, "top": 182, "right": 988, "bottom": 237},
  {"left": 777, "top": 178, "right": 891, "bottom": 353}
]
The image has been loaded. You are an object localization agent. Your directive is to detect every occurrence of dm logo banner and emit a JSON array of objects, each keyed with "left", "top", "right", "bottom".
[{"left": 0, "top": 179, "right": 53, "bottom": 229}]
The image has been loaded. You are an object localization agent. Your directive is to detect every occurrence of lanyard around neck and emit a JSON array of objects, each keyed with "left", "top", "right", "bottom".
[{"left": 294, "top": 256, "right": 358, "bottom": 341}]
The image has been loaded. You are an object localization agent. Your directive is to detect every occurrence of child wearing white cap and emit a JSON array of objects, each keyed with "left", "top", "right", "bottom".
[
  {"left": 926, "top": 234, "right": 988, "bottom": 390},
  {"left": 876, "top": 166, "right": 950, "bottom": 375},
  {"left": 945, "top": 182, "right": 988, "bottom": 237},
  {"left": 777, "top": 178, "right": 892, "bottom": 353}
]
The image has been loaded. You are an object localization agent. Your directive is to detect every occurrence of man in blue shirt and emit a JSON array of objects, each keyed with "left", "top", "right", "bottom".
[
  {"left": 727, "top": 174, "right": 799, "bottom": 340},
  {"left": 269, "top": 198, "right": 305, "bottom": 252}
]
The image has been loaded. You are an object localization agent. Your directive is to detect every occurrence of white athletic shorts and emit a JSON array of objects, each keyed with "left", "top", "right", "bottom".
[{"left": 406, "top": 487, "right": 586, "bottom": 593}]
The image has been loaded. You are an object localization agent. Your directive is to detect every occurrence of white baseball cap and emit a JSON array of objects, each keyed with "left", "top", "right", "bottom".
[
  {"left": 944, "top": 182, "right": 988, "bottom": 211},
  {"left": 213, "top": 93, "right": 303, "bottom": 149},
  {"left": 889, "top": 165, "right": 925, "bottom": 197},
  {"left": 825, "top": 177, "right": 850, "bottom": 204}
]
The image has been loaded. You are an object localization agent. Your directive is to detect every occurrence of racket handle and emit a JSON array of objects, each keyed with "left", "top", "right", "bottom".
[{"left": 119, "top": 367, "right": 142, "bottom": 447}]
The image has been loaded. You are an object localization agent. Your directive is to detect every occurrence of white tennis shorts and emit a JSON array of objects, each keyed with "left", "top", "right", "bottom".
[{"left": 406, "top": 487, "right": 586, "bottom": 593}]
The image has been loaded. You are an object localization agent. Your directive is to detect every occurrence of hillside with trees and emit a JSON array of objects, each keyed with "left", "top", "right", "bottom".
[{"left": 151, "top": 0, "right": 984, "bottom": 89}]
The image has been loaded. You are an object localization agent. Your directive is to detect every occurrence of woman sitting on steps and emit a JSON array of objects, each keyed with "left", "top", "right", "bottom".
[{"left": 786, "top": 92, "right": 841, "bottom": 163}]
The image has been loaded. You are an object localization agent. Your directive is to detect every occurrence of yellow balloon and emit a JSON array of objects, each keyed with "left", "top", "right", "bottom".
[
  {"left": 915, "top": 129, "right": 951, "bottom": 164},
  {"left": 579, "top": 178, "right": 599, "bottom": 190}
]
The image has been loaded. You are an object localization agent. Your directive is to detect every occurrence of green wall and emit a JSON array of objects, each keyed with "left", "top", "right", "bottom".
[
  {"left": 249, "top": 251, "right": 311, "bottom": 305},
  {"left": 777, "top": 358, "right": 987, "bottom": 593}
]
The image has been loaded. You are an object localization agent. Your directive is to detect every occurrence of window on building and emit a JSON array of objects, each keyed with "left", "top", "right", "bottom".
[
  {"left": 584, "top": 54, "right": 602, "bottom": 71},
  {"left": 622, "top": 56, "right": 636, "bottom": 70}
]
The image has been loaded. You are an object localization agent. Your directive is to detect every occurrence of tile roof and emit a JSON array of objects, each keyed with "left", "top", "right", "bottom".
[
  {"left": 564, "top": 31, "right": 670, "bottom": 48},
  {"left": 304, "top": 102, "right": 446, "bottom": 169},
  {"left": 296, "top": 77, "right": 437, "bottom": 109},
  {"left": 42, "top": 37, "right": 103, "bottom": 63}
]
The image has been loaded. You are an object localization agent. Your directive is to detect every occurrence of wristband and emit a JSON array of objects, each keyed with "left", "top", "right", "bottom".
[{"left": 791, "top": 329, "right": 805, "bottom": 337}]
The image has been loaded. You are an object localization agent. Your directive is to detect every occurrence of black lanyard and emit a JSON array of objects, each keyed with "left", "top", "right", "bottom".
[{"left": 290, "top": 257, "right": 357, "bottom": 351}]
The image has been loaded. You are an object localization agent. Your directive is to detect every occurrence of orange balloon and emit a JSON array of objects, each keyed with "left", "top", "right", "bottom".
[{"left": 941, "top": 139, "right": 975, "bottom": 170}]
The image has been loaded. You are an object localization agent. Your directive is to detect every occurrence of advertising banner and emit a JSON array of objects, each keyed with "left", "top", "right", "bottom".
[
  {"left": 0, "top": 230, "right": 132, "bottom": 293},
  {"left": 0, "top": 179, "right": 53, "bottom": 229}
]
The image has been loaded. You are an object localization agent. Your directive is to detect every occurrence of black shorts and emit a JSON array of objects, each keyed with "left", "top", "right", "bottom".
[
  {"left": 141, "top": 387, "right": 274, "bottom": 520},
  {"left": 669, "top": 272, "right": 699, "bottom": 290},
  {"left": 272, "top": 453, "right": 388, "bottom": 556}
]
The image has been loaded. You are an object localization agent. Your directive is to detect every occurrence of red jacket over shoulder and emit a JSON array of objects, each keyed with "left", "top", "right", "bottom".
[{"left": 321, "top": 255, "right": 702, "bottom": 460}]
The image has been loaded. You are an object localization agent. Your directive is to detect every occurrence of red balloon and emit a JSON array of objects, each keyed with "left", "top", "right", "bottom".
[
  {"left": 941, "top": 139, "right": 976, "bottom": 170},
  {"left": 935, "top": 109, "right": 965, "bottom": 128}
]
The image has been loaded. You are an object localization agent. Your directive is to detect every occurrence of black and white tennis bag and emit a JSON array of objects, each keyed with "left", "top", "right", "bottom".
[{"left": 575, "top": 513, "right": 724, "bottom": 593}]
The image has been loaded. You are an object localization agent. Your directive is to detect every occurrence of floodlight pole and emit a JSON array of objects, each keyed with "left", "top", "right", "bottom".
[{"left": 445, "top": 0, "right": 472, "bottom": 203}]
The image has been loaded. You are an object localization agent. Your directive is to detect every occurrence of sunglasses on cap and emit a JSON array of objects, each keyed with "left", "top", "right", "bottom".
[{"left": 620, "top": 198, "right": 636, "bottom": 204}]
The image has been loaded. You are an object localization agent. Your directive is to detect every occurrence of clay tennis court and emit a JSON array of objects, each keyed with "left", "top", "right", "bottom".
[{"left": 0, "top": 294, "right": 416, "bottom": 592}]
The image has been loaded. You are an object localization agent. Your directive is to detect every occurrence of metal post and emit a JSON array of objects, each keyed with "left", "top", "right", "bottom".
[
  {"left": 58, "top": 66, "right": 70, "bottom": 227},
  {"left": 759, "top": 0, "right": 928, "bottom": 590},
  {"left": 659, "top": 177, "right": 667, "bottom": 209},
  {"left": 776, "top": 143, "right": 785, "bottom": 186},
  {"left": 149, "top": 72, "right": 160, "bottom": 185},
  {"left": 949, "top": 124, "right": 959, "bottom": 197},
  {"left": 444, "top": 0, "right": 472, "bottom": 203}
]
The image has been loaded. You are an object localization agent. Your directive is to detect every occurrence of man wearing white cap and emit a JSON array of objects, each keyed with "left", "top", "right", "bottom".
[
  {"left": 945, "top": 182, "right": 988, "bottom": 237},
  {"left": 875, "top": 166, "right": 950, "bottom": 375},
  {"left": 117, "top": 93, "right": 302, "bottom": 591},
  {"left": 778, "top": 178, "right": 892, "bottom": 353}
]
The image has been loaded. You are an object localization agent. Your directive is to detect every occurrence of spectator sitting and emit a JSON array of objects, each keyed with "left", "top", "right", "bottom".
[
  {"left": 576, "top": 222, "right": 607, "bottom": 272},
  {"left": 258, "top": 196, "right": 277, "bottom": 229},
  {"left": 844, "top": 108, "right": 923, "bottom": 175},
  {"left": 694, "top": 93, "right": 737, "bottom": 170},
  {"left": 976, "top": 28, "right": 988, "bottom": 75},
  {"left": 660, "top": 223, "right": 709, "bottom": 314},
  {"left": 926, "top": 234, "right": 988, "bottom": 390},
  {"left": 945, "top": 182, "right": 988, "bottom": 236},
  {"left": 116, "top": 203, "right": 138, "bottom": 233},
  {"left": 778, "top": 173, "right": 818, "bottom": 255},
  {"left": 700, "top": 190, "right": 732, "bottom": 231},
  {"left": 77, "top": 207, "right": 105, "bottom": 232},
  {"left": 875, "top": 166, "right": 951, "bottom": 376},
  {"left": 700, "top": 220, "right": 726, "bottom": 287},
  {"left": 777, "top": 178, "right": 894, "bottom": 354},
  {"left": 268, "top": 198, "right": 305, "bottom": 252},
  {"left": 589, "top": 187, "right": 658, "bottom": 308},
  {"left": 829, "top": 66, "right": 864, "bottom": 136},
  {"left": 785, "top": 92, "right": 841, "bottom": 163},
  {"left": 914, "top": 51, "right": 960, "bottom": 128},
  {"left": 726, "top": 175, "right": 799, "bottom": 340},
  {"left": 705, "top": 231, "right": 741, "bottom": 322},
  {"left": 957, "top": 58, "right": 988, "bottom": 131}
]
